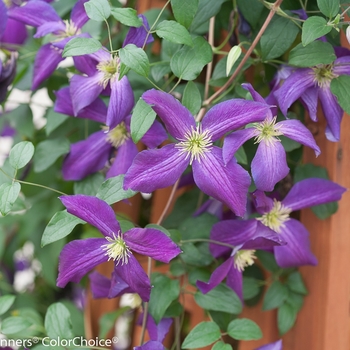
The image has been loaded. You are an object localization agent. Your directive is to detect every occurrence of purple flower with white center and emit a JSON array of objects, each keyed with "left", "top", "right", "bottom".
[
  {"left": 54, "top": 87, "right": 167, "bottom": 181},
  {"left": 223, "top": 83, "right": 320, "bottom": 192},
  {"left": 57, "top": 195, "right": 181, "bottom": 302},
  {"left": 255, "top": 339, "right": 283, "bottom": 350},
  {"left": 253, "top": 178, "right": 346, "bottom": 268},
  {"left": 274, "top": 56, "right": 350, "bottom": 141},
  {"left": 196, "top": 219, "right": 285, "bottom": 300},
  {"left": 123, "top": 89, "right": 272, "bottom": 216}
]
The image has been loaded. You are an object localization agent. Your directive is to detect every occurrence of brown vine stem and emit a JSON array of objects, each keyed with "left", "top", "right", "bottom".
[{"left": 202, "top": 0, "right": 284, "bottom": 108}]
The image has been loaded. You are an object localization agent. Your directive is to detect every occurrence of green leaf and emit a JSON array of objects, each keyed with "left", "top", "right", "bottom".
[
  {"left": 149, "top": 273, "right": 180, "bottom": 324},
  {"left": 156, "top": 20, "right": 193, "bottom": 46},
  {"left": 151, "top": 62, "right": 172, "bottom": 82},
  {"left": 331, "top": 75, "right": 350, "bottom": 115},
  {"left": 263, "top": 281, "right": 288, "bottom": 310},
  {"left": 237, "top": 0, "right": 264, "bottom": 28},
  {"left": 45, "top": 108, "right": 68, "bottom": 136},
  {"left": 1, "top": 316, "right": 32, "bottom": 335},
  {"left": 171, "top": 0, "right": 198, "bottom": 28},
  {"left": 170, "top": 36, "right": 212, "bottom": 80},
  {"left": 0, "top": 182, "right": 21, "bottom": 216},
  {"left": 74, "top": 173, "right": 105, "bottom": 196},
  {"left": 261, "top": 17, "right": 299, "bottom": 60},
  {"left": 0, "top": 295, "right": 16, "bottom": 316},
  {"left": 243, "top": 277, "right": 260, "bottom": 300},
  {"left": 212, "top": 342, "right": 233, "bottom": 350},
  {"left": 41, "top": 210, "right": 85, "bottom": 247},
  {"left": 9, "top": 141, "right": 34, "bottom": 170},
  {"left": 226, "top": 46, "right": 242, "bottom": 76},
  {"left": 99, "top": 307, "right": 130, "bottom": 338},
  {"left": 179, "top": 213, "right": 218, "bottom": 240},
  {"left": 45, "top": 303, "right": 74, "bottom": 339},
  {"left": 84, "top": 0, "right": 111, "bottom": 21},
  {"left": 119, "top": 44, "right": 150, "bottom": 77},
  {"left": 33, "top": 138, "right": 70, "bottom": 173},
  {"left": 182, "top": 321, "right": 221, "bottom": 348},
  {"left": 110, "top": 8, "right": 143, "bottom": 27},
  {"left": 96, "top": 174, "right": 137, "bottom": 205},
  {"left": 131, "top": 98, "right": 157, "bottom": 143},
  {"left": 289, "top": 41, "right": 336, "bottom": 67},
  {"left": 287, "top": 271, "right": 308, "bottom": 295},
  {"left": 317, "top": 0, "right": 339, "bottom": 18},
  {"left": 302, "top": 16, "right": 332, "bottom": 46},
  {"left": 182, "top": 81, "right": 202, "bottom": 115},
  {"left": 195, "top": 284, "right": 242, "bottom": 314},
  {"left": 227, "top": 318, "right": 262, "bottom": 340},
  {"left": 62, "top": 37, "right": 102, "bottom": 57},
  {"left": 181, "top": 243, "right": 213, "bottom": 266},
  {"left": 256, "top": 250, "right": 280, "bottom": 273},
  {"left": 236, "top": 146, "right": 248, "bottom": 165},
  {"left": 277, "top": 302, "right": 297, "bottom": 335}
]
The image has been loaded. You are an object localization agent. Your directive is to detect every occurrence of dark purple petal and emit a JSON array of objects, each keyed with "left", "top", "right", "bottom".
[
  {"left": 274, "top": 219, "right": 317, "bottom": 268},
  {"left": 89, "top": 271, "right": 111, "bottom": 298},
  {"left": 252, "top": 190, "right": 275, "bottom": 213},
  {"left": 123, "top": 14, "right": 154, "bottom": 48},
  {"left": 123, "top": 228, "right": 181, "bottom": 262},
  {"left": 1, "top": 19, "right": 27, "bottom": 47},
  {"left": 223, "top": 128, "right": 257, "bottom": 164},
  {"left": 106, "top": 76, "right": 134, "bottom": 129},
  {"left": 34, "top": 21, "right": 65, "bottom": 38},
  {"left": 57, "top": 238, "right": 108, "bottom": 287},
  {"left": 144, "top": 315, "right": 173, "bottom": 342},
  {"left": 192, "top": 147, "right": 251, "bottom": 217},
  {"left": 196, "top": 258, "right": 234, "bottom": 294},
  {"left": 333, "top": 56, "right": 350, "bottom": 75},
  {"left": 255, "top": 339, "right": 283, "bottom": 350},
  {"left": 252, "top": 140, "right": 289, "bottom": 192},
  {"left": 274, "top": 68, "right": 315, "bottom": 116},
  {"left": 226, "top": 263, "right": 243, "bottom": 301},
  {"left": 134, "top": 341, "right": 164, "bottom": 350},
  {"left": 59, "top": 195, "right": 121, "bottom": 237},
  {"left": 109, "top": 269, "right": 134, "bottom": 297},
  {"left": 123, "top": 144, "right": 189, "bottom": 192},
  {"left": 71, "top": 0, "right": 89, "bottom": 29},
  {"left": 73, "top": 54, "right": 98, "bottom": 76},
  {"left": 62, "top": 131, "right": 112, "bottom": 181},
  {"left": 242, "top": 83, "right": 268, "bottom": 104},
  {"left": 32, "top": 43, "right": 64, "bottom": 90},
  {"left": 282, "top": 178, "right": 346, "bottom": 211},
  {"left": 300, "top": 87, "right": 319, "bottom": 122},
  {"left": 140, "top": 120, "right": 168, "bottom": 149},
  {"left": 142, "top": 89, "right": 195, "bottom": 140},
  {"left": 277, "top": 119, "right": 320, "bottom": 156},
  {"left": 0, "top": 0, "right": 8, "bottom": 38}
]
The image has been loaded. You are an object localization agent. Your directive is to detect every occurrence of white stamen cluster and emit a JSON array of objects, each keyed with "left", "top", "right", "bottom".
[
  {"left": 101, "top": 232, "right": 131, "bottom": 265},
  {"left": 312, "top": 64, "right": 338, "bottom": 88},
  {"left": 254, "top": 117, "right": 283, "bottom": 145},
  {"left": 56, "top": 20, "right": 81, "bottom": 39},
  {"left": 103, "top": 123, "right": 130, "bottom": 148},
  {"left": 234, "top": 249, "right": 257, "bottom": 272},
  {"left": 96, "top": 56, "right": 119, "bottom": 89}
]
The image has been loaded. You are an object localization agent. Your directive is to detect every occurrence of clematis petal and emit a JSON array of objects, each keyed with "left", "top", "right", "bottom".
[
  {"left": 223, "top": 128, "right": 257, "bottom": 164},
  {"left": 277, "top": 119, "right": 320, "bottom": 156},
  {"left": 89, "top": 271, "right": 112, "bottom": 298},
  {"left": 226, "top": 263, "right": 244, "bottom": 300},
  {"left": 73, "top": 55, "right": 98, "bottom": 76},
  {"left": 1, "top": 19, "right": 27, "bottom": 47},
  {"left": 332, "top": 56, "right": 350, "bottom": 75},
  {"left": 242, "top": 83, "right": 267, "bottom": 104},
  {"left": 154, "top": 318, "right": 173, "bottom": 342},
  {"left": 140, "top": 120, "right": 168, "bottom": 149},
  {"left": 134, "top": 341, "right": 164, "bottom": 350},
  {"left": 274, "top": 68, "right": 315, "bottom": 116},
  {"left": 252, "top": 140, "right": 289, "bottom": 192},
  {"left": 142, "top": 89, "right": 195, "bottom": 140},
  {"left": 255, "top": 339, "right": 283, "bottom": 350},
  {"left": 300, "top": 87, "right": 319, "bottom": 121},
  {"left": 274, "top": 219, "right": 317, "bottom": 268},
  {"left": 123, "top": 144, "right": 189, "bottom": 193},
  {"left": 106, "top": 76, "right": 134, "bottom": 129},
  {"left": 0, "top": 0, "right": 7, "bottom": 38},
  {"left": 192, "top": 147, "right": 251, "bottom": 217},
  {"left": 70, "top": 0, "right": 90, "bottom": 29},
  {"left": 60, "top": 195, "right": 121, "bottom": 237},
  {"left": 109, "top": 269, "right": 134, "bottom": 297},
  {"left": 201, "top": 99, "right": 269, "bottom": 141},
  {"left": 62, "top": 131, "right": 112, "bottom": 181},
  {"left": 251, "top": 190, "right": 275, "bottom": 214},
  {"left": 196, "top": 258, "right": 234, "bottom": 294},
  {"left": 318, "top": 87, "right": 343, "bottom": 141},
  {"left": 34, "top": 21, "right": 65, "bottom": 38},
  {"left": 123, "top": 228, "right": 181, "bottom": 262},
  {"left": 57, "top": 238, "right": 108, "bottom": 287},
  {"left": 123, "top": 14, "right": 154, "bottom": 48},
  {"left": 282, "top": 178, "right": 346, "bottom": 211}
]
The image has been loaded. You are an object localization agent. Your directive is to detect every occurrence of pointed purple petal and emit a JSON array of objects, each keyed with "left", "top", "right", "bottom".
[
  {"left": 277, "top": 119, "right": 320, "bottom": 156},
  {"left": 274, "top": 219, "right": 317, "bottom": 268},
  {"left": 1, "top": 19, "right": 27, "bottom": 47},
  {"left": 333, "top": 56, "right": 350, "bottom": 75},
  {"left": 73, "top": 55, "right": 98, "bottom": 76},
  {"left": 242, "top": 83, "right": 268, "bottom": 104},
  {"left": 123, "top": 144, "right": 189, "bottom": 192},
  {"left": 282, "top": 178, "right": 346, "bottom": 211},
  {"left": 89, "top": 271, "right": 111, "bottom": 298},
  {"left": 142, "top": 89, "right": 195, "bottom": 140},
  {"left": 274, "top": 68, "right": 315, "bottom": 116},
  {"left": 134, "top": 341, "right": 164, "bottom": 350},
  {"left": 140, "top": 120, "right": 168, "bottom": 149},
  {"left": 226, "top": 263, "right": 243, "bottom": 301},
  {"left": 34, "top": 21, "right": 65, "bottom": 38},
  {"left": 192, "top": 147, "right": 251, "bottom": 217},
  {"left": 300, "top": 86, "right": 319, "bottom": 122},
  {"left": 255, "top": 340, "right": 283, "bottom": 350},
  {"left": 154, "top": 318, "right": 173, "bottom": 342},
  {"left": 62, "top": 131, "right": 112, "bottom": 181},
  {"left": 252, "top": 190, "right": 274, "bottom": 213},
  {"left": 123, "top": 14, "right": 154, "bottom": 48},
  {"left": 0, "top": 0, "right": 7, "bottom": 38},
  {"left": 252, "top": 140, "right": 289, "bottom": 192},
  {"left": 57, "top": 238, "right": 107, "bottom": 287},
  {"left": 109, "top": 269, "right": 134, "bottom": 297},
  {"left": 59, "top": 195, "right": 121, "bottom": 237},
  {"left": 123, "top": 228, "right": 181, "bottom": 262},
  {"left": 71, "top": 0, "right": 89, "bottom": 29}
]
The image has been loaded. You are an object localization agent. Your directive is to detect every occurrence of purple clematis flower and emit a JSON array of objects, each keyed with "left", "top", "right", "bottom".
[
  {"left": 253, "top": 178, "right": 346, "bottom": 268},
  {"left": 255, "top": 339, "right": 283, "bottom": 350},
  {"left": 274, "top": 56, "right": 350, "bottom": 141},
  {"left": 223, "top": 83, "right": 320, "bottom": 191},
  {"left": 123, "top": 89, "right": 272, "bottom": 216},
  {"left": 57, "top": 195, "right": 181, "bottom": 302},
  {"left": 196, "top": 219, "right": 285, "bottom": 300}
]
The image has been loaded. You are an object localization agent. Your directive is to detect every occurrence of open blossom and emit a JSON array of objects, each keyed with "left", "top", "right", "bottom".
[
  {"left": 223, "top": 83, "right": 320, "bottom": 191},
  {"left": 124, "top": 89, "right": 272, "bottom": 216},
  {"left": 57, "top": 195, "right": 181, "bottom": 301},
  {"left": 255, "top": 340, "right": 283, "bottom": 350},
  {"left": 253, "top": 178, "right": 346, "bottom": 267}
]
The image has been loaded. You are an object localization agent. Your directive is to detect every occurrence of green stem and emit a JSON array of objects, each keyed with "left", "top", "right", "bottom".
[
  {"left": 169, "top": 78, "right": 182, "bottom": 93},
  {"left": 104, "top": 19, "right": 114, "bottom": 52},
  {"left": 145, "top": 77, "right": 164, "bottom": 91}
]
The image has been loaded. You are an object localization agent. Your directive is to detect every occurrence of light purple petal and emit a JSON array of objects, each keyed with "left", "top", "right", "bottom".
[
  {"left": 59, "top": 195, "right": 121, "bottom": 237},
  {"left": 282, "top": 178, "right": 346, "bottom": 211},
  {"left": 252, "top": 140, "right": 289, "bottom": 192},
  {"left": 73, "top": 54, "right": 98, "bottom": 76},
  {"left": 123, "top": 144, "right": 189, "bottom": 192},
  {"left": 34, "top": 21, "right": 65, "bottom": 38},
  {"left": 277, "top": 119, "right": 320, "bottom": 156},
  {"left": 134, "top": 341, "right": 164, "bottom": 350},
  {"left": 71, "top": 0, "right": 89, "bottom": 29},
  {"left": 251, "top": 190, "right": 274, "bottom": 213},
  {"left": 62, "top": 131, "right": 112, "bottom": 181},
  {"left": 109, "top": 269, "right": 134, "bottom": 297},
  {"left": 123, "top": 14, "right": 154, "bottom": 48},
  {"left": 57, "top": 238, "right": 108, "bottom": 287},
  {"left": 192, "top": 147, "right": 251, "bottom": 217},
  {"left": 140, "top": 120, "right": 168, "bottom": 149},
  {"left": 242, "top": 83, "right": 268, "bottom": 104},
  {"left": 333, "top": 56, "right": 350, "bottom": 75},
  {"left": 123, "top": 228, "right": 181, "bottom": 263},
  {"left": 300, "top": 86, "right": 319, "bottom": 122},
  {"left": 226, "top": 263, "right": 243, "bottom": 301},
  {"left": 274, "top": 219, "right": 317, "bottom": 268},
  {"left": 89, "top": 271, "right": 111, "bottom": 299},
  {"left": 274, "top": 68, "right": 315, "bottom": 116},
  {"left": 142, "top": 89, "right": 195, "bottom": 140},
  {"left": 0, "top": 1, "right": 8, "bottom": 38},
  {"left": 144, "top": 315, "right": 173, "bottom": 342},
  {"left": 1, "top": 18, "right": 27, "bottom": 47},
  {"left": 255, "top": 339, "right": 283, "bottom": 350},
  {"left": 201, "top": 99, "right": 270, "bottom": 141}
]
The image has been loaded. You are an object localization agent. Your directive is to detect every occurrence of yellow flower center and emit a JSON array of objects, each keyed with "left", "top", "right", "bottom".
[
  {"left": 234, "top": 249, "right": 256, "bottom": 272},
  {"left": 103, "top": 122, "right": 130, "bottom": 148},
  {"left": 312, "top": 64, "right": 338, "bottom": 88},
  {"left": 254, "top": 117, "right": 283, "bottom": 145},
  {"left": 57, "top": 20, "right": 81, "bottom": 39},
  {"left": 101, "top": 232, "right": 131, "bottom": 265},
  {"left": 97, "top": 56, "right": 119, "bottom": 88}
]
